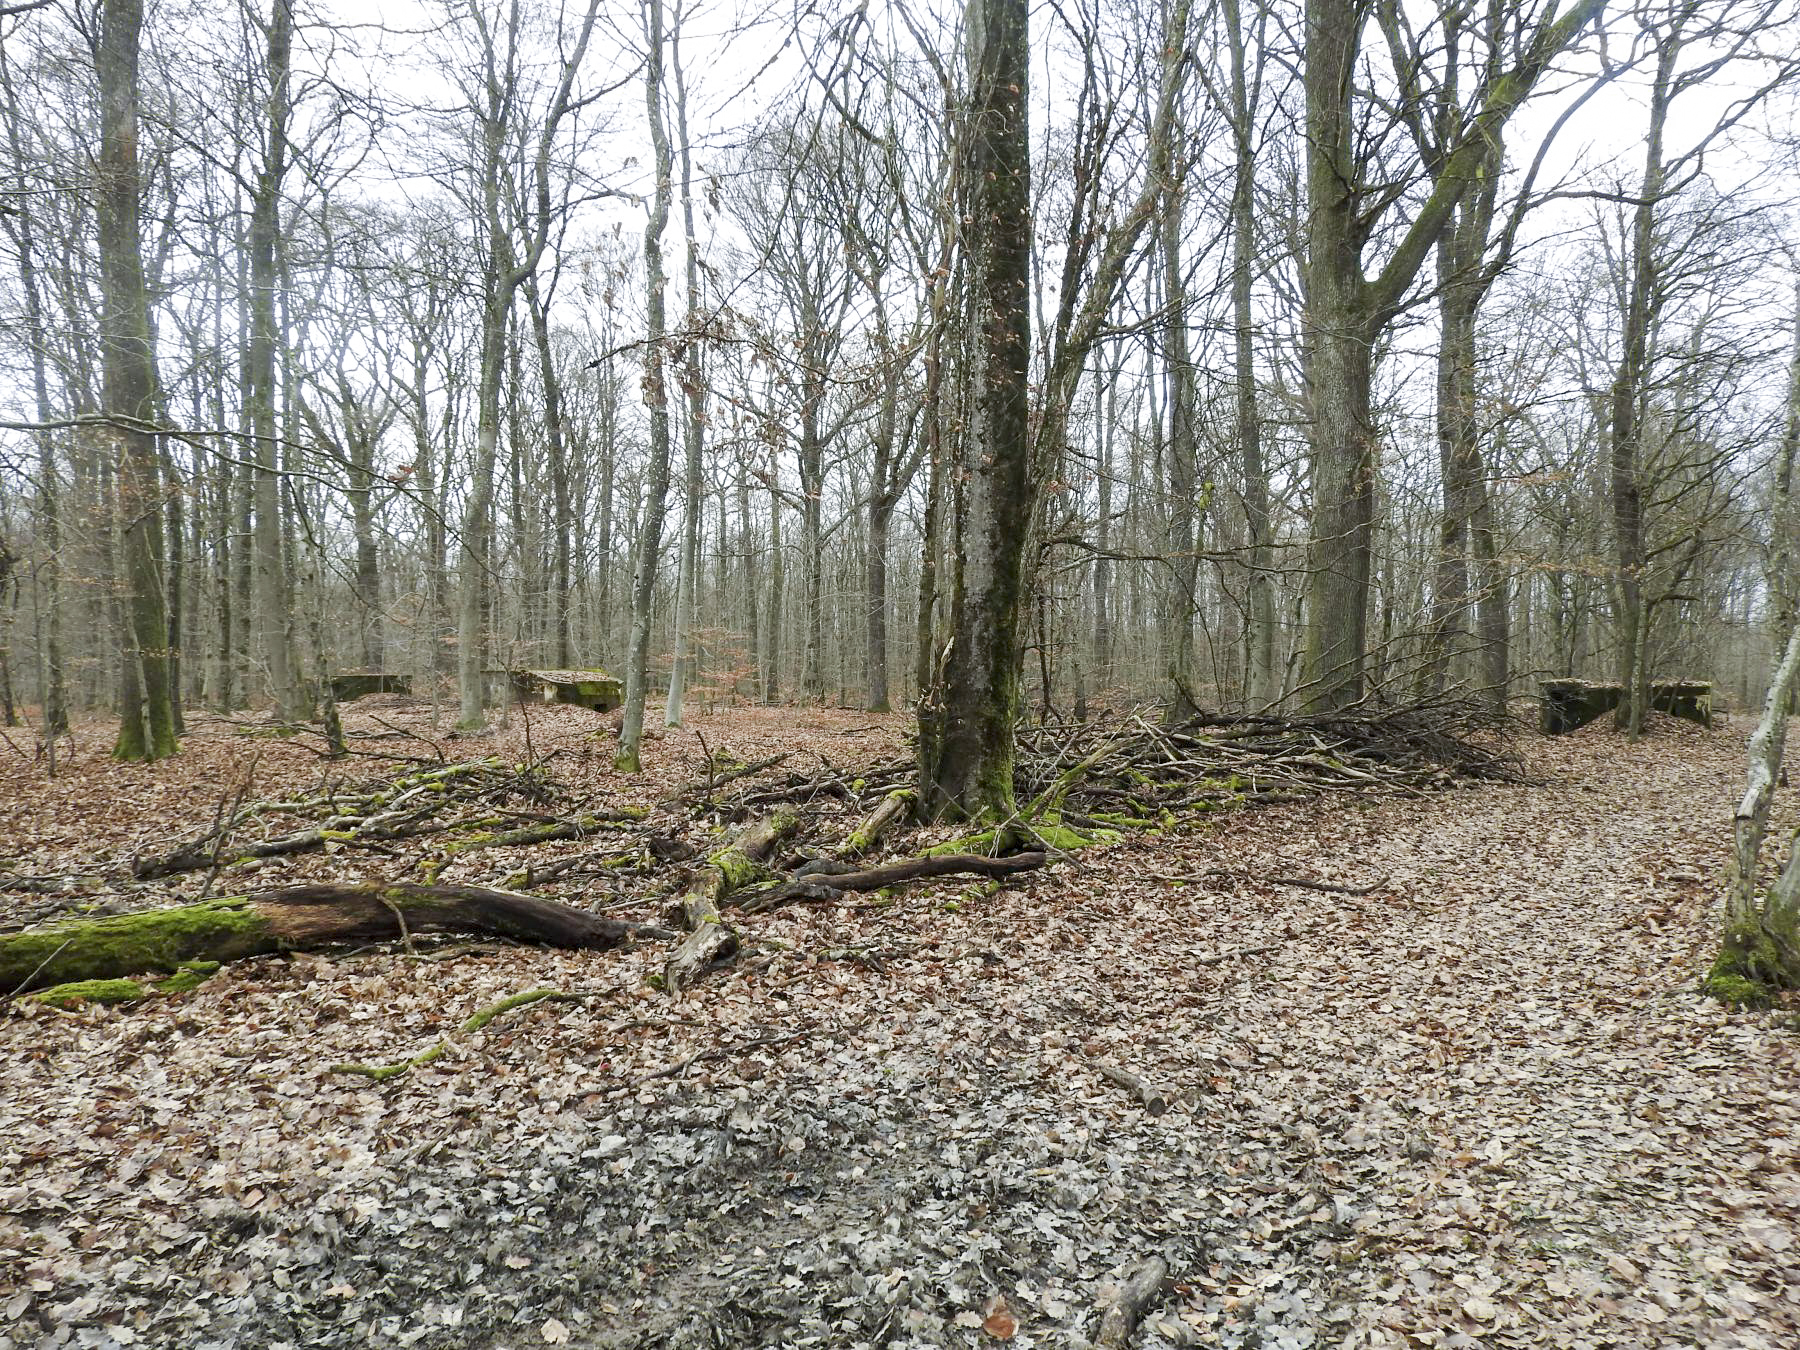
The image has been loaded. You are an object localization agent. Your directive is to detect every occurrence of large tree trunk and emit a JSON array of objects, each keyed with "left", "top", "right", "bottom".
[
  {"left": 98, "top": 0, "right": 176, "bottom": 762},
  {"left": 1160, "top": 150, "right": 1200, "bottom": 719},
  {"left": 246, "top": 0, "right": 302, "bottom": 723},
  {"left": 616, "top": 0, "right": 676, "bottom": 770},
  {"left": 917, "top": 0, "right": 1032, "bottom": 822},
  {"left": 664, "top": 23, "right": 705, "bottom": 728},
  {"left": 1297, "top": 0, "right": 1604, "bottom": 712},
  {"left": 1224, "top": 0, "right": 1276, "bottom": 710},
  {"left": 2, "top": 884, "right": 669, "bottom": 999}
]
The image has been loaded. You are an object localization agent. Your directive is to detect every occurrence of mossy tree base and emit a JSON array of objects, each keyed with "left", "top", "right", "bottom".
[{"left": 1703, "top": 919, "right": 1800, "bottom": 1010}]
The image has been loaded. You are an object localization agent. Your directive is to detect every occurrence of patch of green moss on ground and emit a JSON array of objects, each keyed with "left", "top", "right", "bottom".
[{"left": 710, "top": 847, "right": 768, "bottom": 891}]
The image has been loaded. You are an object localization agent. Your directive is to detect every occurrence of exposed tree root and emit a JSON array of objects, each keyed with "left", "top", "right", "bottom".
[
  {"left": 741, "top": 851, "right": 1048, "bottom": 914},
  {"left": 1703, "top": 918, "right": 1800, "bottom": 1010}
]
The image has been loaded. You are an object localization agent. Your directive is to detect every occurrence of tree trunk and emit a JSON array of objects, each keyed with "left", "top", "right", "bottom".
[
  {"left": 1224, "top": 0, "right": 1276, "bottom": 709},
  {"left": 1298, "top": 0, "right": 1604, "bottom": 712},
  {"left": 1160, "top": 150, "right": 1200, "bottom": 719},
  {"left": 664, "top": 20, "right": 705, "bottom": 729},
  {"left": 98, "top": 0, "right": 176, "bottom": 762},
  {"left": 617, "top": 0, "right": 676, "bottom": 770},
  {"left": 525, "top": 274, "right": 575, "bottom": 670},
  {"left": 763, "top": 435, "right": 785, "bottom": 704},
  {"left": 245, "top": 0, "right": 302, "bottom": 723},
  {"left": 917, "top": 0, "right": 1031, "bottom": 822}
]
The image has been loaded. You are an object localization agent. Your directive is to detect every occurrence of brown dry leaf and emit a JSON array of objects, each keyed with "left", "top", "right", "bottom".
[{"left": 982, "top": 1294, "right": 1017, "bottom": 1339}]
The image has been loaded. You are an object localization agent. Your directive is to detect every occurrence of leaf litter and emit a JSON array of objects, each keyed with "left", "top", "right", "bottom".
[{"left": 1, "top": 704, "right": 1796, "bottom": 1349}]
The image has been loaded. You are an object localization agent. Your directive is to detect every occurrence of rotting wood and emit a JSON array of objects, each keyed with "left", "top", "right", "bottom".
[
  {"left": 740, "top": 851, "right": 1048, "bottom": 915},
  {"left": 836, "top": 788, "right": 914, "bottom": 859},
  {"left": 663, "top": 814, "right": 798, "bottom": 994},
  {"left": 1094, "top": 1257, "right": 1170, "bottom": 1346},
  {"left": 0, "top": 884, "right": 672, "bottom": 997},
  {"left": 1093, "top": 1061, "right": 1173, "bottom": 1115}
]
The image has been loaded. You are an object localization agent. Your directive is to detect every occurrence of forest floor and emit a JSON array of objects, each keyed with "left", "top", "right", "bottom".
[{"left": 1, "top": 702, "right": 1797, "bottom": 1350}]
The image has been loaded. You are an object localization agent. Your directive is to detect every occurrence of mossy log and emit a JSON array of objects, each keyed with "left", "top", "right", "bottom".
[
  {"left": 1, "top": 884, "right": 672, "bottom": 997},
  {"left": 663, "top": 814, "right": 798, "bottom": 994},
  {"left": 836, "top": 789, "right": 915, "bottom": 860},
  {"left": 30, "top": 961, "right": 221, "bottom": 1009},
  {"left": 1540, "top": 679, "right": 1713, "bottom": 734}
]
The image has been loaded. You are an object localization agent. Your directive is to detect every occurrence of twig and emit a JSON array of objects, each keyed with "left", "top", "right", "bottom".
[
  {"left": 199, "top": 752, "right": 261, "bottom": 902},
  {"left": 328, "top": 988, "right": 579, "bottom": 1081},
  {"left": 1093, "top": 1061, "right": 1174, "bottom": 1115},
  {"left": 1193, "top": 942, "right": 1282, "bottom": 968}
]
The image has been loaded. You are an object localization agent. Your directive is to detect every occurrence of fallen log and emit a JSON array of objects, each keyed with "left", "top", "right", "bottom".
[
  {"left": 1, "top": 884, "right": 672, "bottom": 998},
  {"left": 836, "top": 788, "right": 915, "bottom": 859},
  {"left": 1093, "top": 1062, "right": 1173, "bottom": 1115},
  {"left": 1094, "top": 1257, "right": 1170, "bottom": 1347},
  {"left": 740, "top": 850, "right": 1049, "bottom": 914},
  {"left": 664, "top": 814, "right": 798, "bottom": 994}
]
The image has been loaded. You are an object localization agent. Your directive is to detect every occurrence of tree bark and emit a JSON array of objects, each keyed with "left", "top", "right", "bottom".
[
  {"left": 664, "top": 13, "right": 706, "bottom": 728},
  {"left": 245, "top": 0, "right": 302, "bottom": 723}
]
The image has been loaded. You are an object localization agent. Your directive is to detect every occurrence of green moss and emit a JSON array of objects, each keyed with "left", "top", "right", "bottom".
[
  {"left": 925, "top": 830, "right": 998, "bottom": 857},
  {"left": 1702, "top": 971, "right": 1772, "bottom": 1010},
  {"left": 710, "top": 846, "right": 768, "bottom": 891},
  {"left": 318, "top": 829, "right": 358, "bottom": 843},
  {"left": 1088, "top": 811, "right": 1157, "bottom": 829},
  {"left": 1704, "top": 921, "right": 1790, "bottom": 1009},
  {"left": 157, "top": 960, "right": 221, "bottom": 994},
  {"left": 331, "top": 988, "right": 571, "bottom": 1082},
  {"left": 30, "top": 978, "right": 151, "bottom": 1007},
  {"left": 0, "top": 900, "right": 270, "bottom": 993},
  {"left": 29, "top": 960, "right": 220, "bottom": 1008}
]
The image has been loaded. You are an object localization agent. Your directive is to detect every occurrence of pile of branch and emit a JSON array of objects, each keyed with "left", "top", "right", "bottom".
[
  {"left": 126, "top": 758, "right": 645, "bottom": 882},
  {"left": 1012, "top": 701, "right": 1526, "bottom": 826}
]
